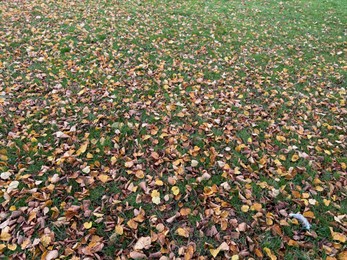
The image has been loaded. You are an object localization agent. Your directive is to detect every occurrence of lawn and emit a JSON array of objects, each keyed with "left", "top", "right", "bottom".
[{"left": 0, "top": 0, "right": 346, "bottom": 259}]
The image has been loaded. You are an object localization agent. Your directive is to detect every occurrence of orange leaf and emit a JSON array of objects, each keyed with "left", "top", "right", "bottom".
[{"left": 303, "top": 211, "right": 315, "bottom": 219}]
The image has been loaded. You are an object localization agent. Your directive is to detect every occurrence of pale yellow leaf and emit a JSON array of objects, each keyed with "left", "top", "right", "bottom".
[
  {"left": 83, "top": 222, "right": 93, "bottom": 229},
  {"left": 241, "top": 205, "right": 249, "bottom": 212},
  {"left": 176, "top": 227, "right": 189, "bottom": 238},
  {"left": 82, "top": 166, "right": 90, "bottom": 174},
  {"left": 172, "top": 186, "right": 180, "bottom": 196},
  {"left": 210, "top": 248, "right": 220, "bottom": 258}
]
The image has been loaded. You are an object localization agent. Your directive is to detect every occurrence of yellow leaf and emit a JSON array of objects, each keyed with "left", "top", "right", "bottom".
[
  {"left": 76, "top": 142, "right": 88, "bottom": 156},
  {"left": 125, "top": 161, "right": 134, "bottom": 168},
  {"left": 0, "top": 244, "right": 6, "bottom": 253},
  {"left": 231, "top": 255, "right": 239, "bottom": 260},
  {"left": 210, "top": 248, "right": 220, "bottom": 258},
  {"left": 276, "top": 135, "right": 286, "bottom": 142},
  {"left": 274, "top": 159, "right": 282, "bottom": 166},
  {"left": 115, "top": 225, "right": 123, "bottom": 235},
  {"left": 279, "top": 154, "right": 286, "bottom": 161},
  {"left": 151, "top": 190, "right": 160, "bottom": 205},
  {"left": 40, "top": 234, "right": 51, "bottom": 247},
  {"left": 0, "top": 228, "right": 11, "bottom": 241},
  {"left": 151, "top": 189, "right": 160, "bottom": 197},
  {"left": 135, "top": 170, "right": 144, "bottom": 179},
  {"left": 330, "top": 227, "right": 346, "bottom": 243},
  {"left": 266, "top": 217, "right": 274, "bottom": 226},
  {"left": 98, "top": 174, "right": 109, "bottom": 183},
  {"left": 152, "top": 196, "right": 160, "bottom": 205},
  {"left": 142, "top": 135, "right": 151, "bottom": 140},
  {"left": 176, "top": 227, "right": 189, "bottom": 238},
  {"left": 234, "top": 167, "right": 241, "bottom": 174},
  {"left": 241, "top": 205, "right": 249, "bottom": 212},
  {"left": 264, "top": 247, "right": 277, "bottom": 260},
  {"left": 291, "top": 154, "right": 299, "bottom": 162},
  {"left": 323, "top": 199, "right": 330, "bottom": 206},
  {"left": 0, "top": 155, "right": 8, "bottom": 161},
  {"left": 155, "top": 179, "right": 164, "bottom": 186},
  {"left": 86, "top": 153, "right": 93, "bottom": 159},
  {"left": 83, "top": 222, "right": 93, "bottom": 229},
  {"left": 111, "top": 156, "right": 117, "bottom": 165},
  {"left": 315, "top": 186, "right": 324, "bottom": 191},
  {"left": 177, "top": 112, "right": 185, "bottom": 117},
  {"left": 7, "top": 244, "right": 17, "bottom": 251},
  {"left": 171, "top": 186, "right": 180, "bottom": 196}
]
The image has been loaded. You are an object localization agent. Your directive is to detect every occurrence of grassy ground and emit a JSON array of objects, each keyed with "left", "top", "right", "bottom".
[{"left": 0, "top": 0, "right": 346, "bottom": 259}]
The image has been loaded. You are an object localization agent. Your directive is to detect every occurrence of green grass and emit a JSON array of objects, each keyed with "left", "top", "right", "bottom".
[{"left": 0, "top": 0, "right": 346, "bottom": 258}]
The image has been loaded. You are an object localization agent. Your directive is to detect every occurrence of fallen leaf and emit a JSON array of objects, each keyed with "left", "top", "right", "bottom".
[
  {"left": 330, "top": 227, "right": 346, "bottom": 243},
  {"left": 291, "top": 154, "right": 299, "bottom": 162},
  {"left": 115, "top": 225, "right": 123, "bottom": 235},
  {"left": 98, "top": 174, "right": 110, "bottom": 183},
  {"left": 83, "top": 221, "right": 93, "bottom": 229},
  {"left": 45, "top": 250, "right": 59, "bottom": 260},
  {"left": 129, "top": 251, "right": 147, "bottom": 259},
  {"left": 241, "top": 205, "right": 249, "bottom": 212},
  {"left": 82, "top": 166, "right": 90, "bottom": 174},
  {"left": 191, "top": 160, "right": 198, "bottom": 167},
  {"left": 7, "top": 181, "right": 19, "bottom": 193},
  {"left": 264, "top": 247, "right": 277, "bottom": 260},
  {"left": 171, "top": 186, "right": 180, "bottom": 195},
  {"left": 125, "top": 161, "right": 134, "bottom": 168},
  {"left": 0, "top": 172, "right": 11, "bottom": 180},
  {"left": 134, "top": 236, "right": 151, "bottom": 250},
  {"left": 176, "top": 227, "right": 189, "bottom": 238},
  {"left": 76, "top": 142, "right": 88, "bottom": 156},
  {"left": 151, "top": 190, "right": 161, "bottom": 205}
]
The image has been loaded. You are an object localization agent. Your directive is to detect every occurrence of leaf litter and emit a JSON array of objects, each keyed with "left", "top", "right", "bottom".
[{"left": 0, "top": 0, "right": 346, "bottom": 259}]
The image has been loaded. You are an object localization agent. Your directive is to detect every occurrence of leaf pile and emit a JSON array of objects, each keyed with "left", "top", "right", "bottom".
[{"left": 0, "top": 0, "right": 346, "bottom": 259}]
